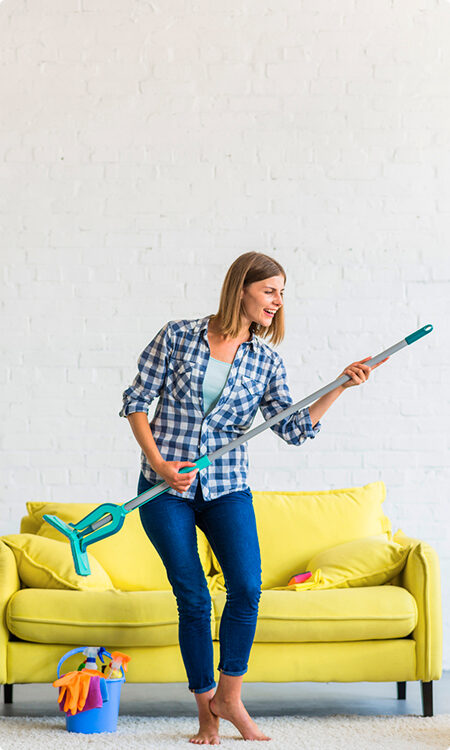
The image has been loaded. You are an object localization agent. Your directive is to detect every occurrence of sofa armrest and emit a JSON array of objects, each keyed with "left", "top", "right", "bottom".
[
  {"left": 394, "top": 531, "right": 442, "bottom": 681},
  {"left": 0, "top": 540, "right": 20, "bottom": 684}
]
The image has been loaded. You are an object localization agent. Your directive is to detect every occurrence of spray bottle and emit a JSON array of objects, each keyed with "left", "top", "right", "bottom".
[
  {"left": 77, "top": 646, "right": 107, "bottom": 671},
  {"left": 104, "top": 651, "right": 131, "bottom": 679}
]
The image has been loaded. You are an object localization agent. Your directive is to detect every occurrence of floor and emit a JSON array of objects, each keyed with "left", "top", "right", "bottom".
[{"left": 1, "top": 673, "right": 449, "bottom": 718}]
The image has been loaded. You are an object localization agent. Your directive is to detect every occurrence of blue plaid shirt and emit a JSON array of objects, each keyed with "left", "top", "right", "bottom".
[{"left": 119, "top": 315, "right": 322, "bottom": 502}]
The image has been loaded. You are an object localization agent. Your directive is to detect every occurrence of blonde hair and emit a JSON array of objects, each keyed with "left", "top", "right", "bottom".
[{"left": 209, "top": 251, "right": 286, "bottom": 346}]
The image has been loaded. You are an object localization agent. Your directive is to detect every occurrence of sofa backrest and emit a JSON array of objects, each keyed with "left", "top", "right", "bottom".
[
  {"left": 22, "top": 482, "right": 391, "bottom": 593},
  {"left": 210, "top": 481, "right": 392, "bottom": 589},
  {"left": 22, "top": 501, "right": 212, "bottom": 591}
]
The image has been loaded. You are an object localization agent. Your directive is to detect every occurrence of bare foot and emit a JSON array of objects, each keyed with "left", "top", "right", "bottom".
[
  {"left": 189, "top": 715, "right": 220, "bottom": 745},
  {"left": 189, "top": 699, "right": 220, "bottom": 745},
  {"left": 209, "top": 694, "right": 271, "bottom": 741}
]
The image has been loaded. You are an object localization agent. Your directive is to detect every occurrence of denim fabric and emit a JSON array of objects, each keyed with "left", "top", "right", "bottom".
[{"left": 137, "top": 471, "right": 262, "bottom": 694}]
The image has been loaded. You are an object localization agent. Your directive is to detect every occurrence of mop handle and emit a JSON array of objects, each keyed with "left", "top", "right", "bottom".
[
  {"left": 206, "top": 323, "right": 433, "bottom": 463},
  {"left": 118, "top": 323, "right": 433, "bottom": 518}
]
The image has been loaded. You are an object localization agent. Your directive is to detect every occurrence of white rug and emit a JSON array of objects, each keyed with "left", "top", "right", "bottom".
[{"left": 0, "top": 714, "right": 449, "bottom": 750}]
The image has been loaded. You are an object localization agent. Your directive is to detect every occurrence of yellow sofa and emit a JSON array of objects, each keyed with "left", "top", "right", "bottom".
[{"left": 0, "top": 481, "right": 442, "bottom": 716}]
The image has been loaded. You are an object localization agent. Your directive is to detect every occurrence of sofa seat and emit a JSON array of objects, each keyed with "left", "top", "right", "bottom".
[
  {"left": 6, "top": 588, "right": 216, "bottom": 648},
  {"left": 7, "top": 584, "right": 418, "bottom": 649},
  {"left": 212, "top": 586, "right": 417, "bottom": 643}
]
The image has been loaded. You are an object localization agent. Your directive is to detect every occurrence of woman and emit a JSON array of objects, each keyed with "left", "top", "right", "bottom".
[{"left": 119, "top": 252, "right": 386, "bottom": 745}]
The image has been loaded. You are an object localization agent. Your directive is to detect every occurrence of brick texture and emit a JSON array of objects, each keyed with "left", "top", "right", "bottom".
[{"left": 0, "top": 0, "right": 448, "bottom": 666}]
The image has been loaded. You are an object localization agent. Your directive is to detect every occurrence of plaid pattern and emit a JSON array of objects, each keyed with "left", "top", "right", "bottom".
[{"left": 119, "top": 315, "right": 322, "bottom": 502}]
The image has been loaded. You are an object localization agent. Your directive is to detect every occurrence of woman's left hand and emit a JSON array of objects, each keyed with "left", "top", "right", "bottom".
[{"left": 339, "top": 356, "right": 389, "bottom": 389}]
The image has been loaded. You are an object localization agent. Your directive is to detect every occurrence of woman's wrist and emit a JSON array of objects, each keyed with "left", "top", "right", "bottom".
[{"left": 148, "top": 455, "right": 165, "bottom": 473}]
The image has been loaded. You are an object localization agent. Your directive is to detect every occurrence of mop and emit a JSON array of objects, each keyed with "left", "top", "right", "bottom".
[{"left": 43, "top": 324, "right": 433, "bottom": 576}]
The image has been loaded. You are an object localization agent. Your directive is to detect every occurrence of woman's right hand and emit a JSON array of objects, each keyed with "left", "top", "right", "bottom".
[{"left": 155, "top": 460, "right": 198, "bottom": 493}]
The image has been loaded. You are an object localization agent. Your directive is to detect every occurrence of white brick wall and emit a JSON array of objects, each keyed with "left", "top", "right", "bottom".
[{"left": 1, "top": 0, "right": 449, "bottom": 667}]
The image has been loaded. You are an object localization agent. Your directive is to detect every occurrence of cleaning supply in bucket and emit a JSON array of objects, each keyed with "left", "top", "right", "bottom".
[
  {"left": 58, "top": 674, "right": 104, "bottom": 713},
  {"left": 53, "top": 646, "right": 130, "bottom": 734},
  {"left": 77, "top": 646, "right": 108, "bottom": 671},
  {"left": 54, "top": 646, "right": 108, "bottom": 716},
  {"left": 103, "top": 651, "right": 131, "bottom": 679},
  {"left": 54, "top": 668, "right": 105, "bottom": 715}
]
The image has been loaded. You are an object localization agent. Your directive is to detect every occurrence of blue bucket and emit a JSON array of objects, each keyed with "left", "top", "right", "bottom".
[{"left": 56, "top": 647, "right": 126, "bottom": 734}]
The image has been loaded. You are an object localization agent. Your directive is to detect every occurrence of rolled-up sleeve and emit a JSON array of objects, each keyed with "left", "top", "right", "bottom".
[
  {"left": 258, "top": 354, "right": 322, "bottom": 446},
  {"left": 119, "top": 321, "right": 173, "bottom": 418}
]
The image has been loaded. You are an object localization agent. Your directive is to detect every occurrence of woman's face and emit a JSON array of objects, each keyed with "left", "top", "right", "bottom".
[{"left": 240, "top": 275, "right": 285, "bottom": 328}]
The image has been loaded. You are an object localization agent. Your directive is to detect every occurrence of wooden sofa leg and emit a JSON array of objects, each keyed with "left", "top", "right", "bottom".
[
  {"left": 421, "top": 681, "right": 433, "bottom": 717},
  {"left": 4, "top": 684, "right": 13, "bottom": 704},
  {"left": 397, "top": 681, "right": 406, "bottom": 699}
]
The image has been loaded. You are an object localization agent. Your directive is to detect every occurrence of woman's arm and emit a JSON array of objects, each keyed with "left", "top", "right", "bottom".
[
  {"left": 309, "top": 385, "right": 344, "bottom": 428},
  {"left": 127, "top": 412, "right": 165, "bottom": 472},
  {"left": 121, "top": 322, "right": 198, "bottom": 494},
  {"left": 127, "top": 412, "right": 199, "bottom": 493},
  {"left": 309, "top": 355, "right": 389, "bottom": 427},
  {"left": 119, "top": 321, "right": 173, "bottom": 418}
]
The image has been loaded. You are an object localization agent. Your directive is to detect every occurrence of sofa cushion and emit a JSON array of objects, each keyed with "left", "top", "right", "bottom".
[
  {"left": 212, "top": 586, "right": 417, "bottom": 642},
  {"left": 1, "top": 534, "right": 115, "bottom": 592},
  {"left": 271, "top": 535, "right": 411, "bottom": 591},
  {"left": 7, "top": 588, "right": 216, "bottom": 647},
  {"left": 306, "top": 535, "right": 411, "bottom": 589},
  {"left": 24, "top": 501, "right": 212, "bottom": 592},
  {"left": 210, "top": 481, "right": 392, "bottom": 590}
]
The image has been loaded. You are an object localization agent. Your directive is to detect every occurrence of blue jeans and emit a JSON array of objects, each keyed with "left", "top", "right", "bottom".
[{"left": 137, "top": 472, "right": 262, "bottom": 694}]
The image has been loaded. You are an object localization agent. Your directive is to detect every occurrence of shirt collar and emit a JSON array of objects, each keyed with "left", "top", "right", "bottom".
[{"left": 196, "top": 315, "right": 260, "bottom": 352}]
